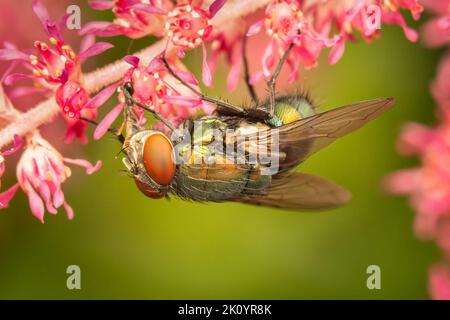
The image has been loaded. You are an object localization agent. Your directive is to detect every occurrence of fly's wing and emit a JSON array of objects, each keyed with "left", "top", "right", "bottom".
[
  {"left": 243, "top": 98, "right": 395, "bottom": 171},
  {"left": 235, "top": 171, "right": 352, "bottom": 210}
]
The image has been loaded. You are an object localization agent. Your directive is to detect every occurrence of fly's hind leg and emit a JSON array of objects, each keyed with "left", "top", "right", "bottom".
[
  {"left": 242, "top": 35, "right": 258, "bottom": 105},
  {"left": 161, "top": 56, "right": 249, "bottom": 116},
  {"left": 267, "top": 42, "right": 294, "bottom": 117}
]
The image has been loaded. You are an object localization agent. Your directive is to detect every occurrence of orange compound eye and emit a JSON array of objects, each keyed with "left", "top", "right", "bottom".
[
  {"left": 142, "top": 132, "right": 175, "bottom": 185},
  {"left": 134, "top": 179, "right": 165, "bottom": 199}
]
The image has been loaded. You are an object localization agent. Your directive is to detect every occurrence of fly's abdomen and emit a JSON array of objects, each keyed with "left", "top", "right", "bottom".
[{"left": 173, "top": 159, "right": 249, "bottom": 201}]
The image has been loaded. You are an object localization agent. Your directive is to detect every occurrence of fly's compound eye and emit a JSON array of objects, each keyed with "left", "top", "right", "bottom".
[
  {"left": 142, "top": 132, "right": 175, "bottom": 186},
  {"left": 124, "top": 81, "right": 134, "bottom": 96},
  {"left": 134, "top": 178, "right": 165, "bottom": 199}
]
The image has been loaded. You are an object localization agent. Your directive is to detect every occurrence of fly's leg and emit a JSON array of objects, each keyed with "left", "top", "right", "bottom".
[
  {"left": 78, "top": 116, "right": 125, "bottom": 143},
  {"left": 161, "top": 57, "right": 246, "bottom": 115},
  {"left": 121, "top": 84, "right": 177, "bottom": 132},
  {"left": 242, "top": 35, "right": 258, "bottom": 105},
  {"left": 267, "top": 42, "right": 294, "bottom": 117}
]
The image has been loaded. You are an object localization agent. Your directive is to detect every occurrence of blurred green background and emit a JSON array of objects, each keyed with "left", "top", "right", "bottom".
[{"left": 0, "top": 2, "right": 443, "bottom": 299}]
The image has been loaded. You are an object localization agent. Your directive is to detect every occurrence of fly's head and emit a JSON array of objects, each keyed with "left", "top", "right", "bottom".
[
  {"left": 122, "top": 130, "right": 176, "bottom": 199},
  {"left": 120, "top": 82, "right": 176, "bottom": 199}
]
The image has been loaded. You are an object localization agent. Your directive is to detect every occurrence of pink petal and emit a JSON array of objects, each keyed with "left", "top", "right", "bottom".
[
  {"left": 26, "top": 185, "right": 45, "bottom": 223},
  {"left": 397, "top": 122, "right": 434, "bottom": 155},
  {"left": 89, "top": 0, "right": 114, "bottom": 10},
  {"left": 201, "top": 101, "right": 215, "bottom": 115},
  {"left": 64, "top": 158, "right": 102, "bottom": 175},
  {"left": 4, "top": 73, "right": 36, "bottom": 86},
  {"left": 227, "top": 50, "right": 242, "bottom": 91},
  {"left": 173, "top": 69, "right": 199, "bottom": 86},
  {"left": 3, "top": 135, "right": 24, "bottom": 156},
  {"left": 162, "top": 95, "right": 202, "bottom": 107},
  {"left": 52, "top": 187, "right": 64, "bottom": 209},
  {"left": 262, "top": 40, "right": 275, "bottom": 77},
  {"left": 0, "top": 183, "right": 19, "bottom": 209},
  {"left": 0, "top": 59, "right": 18, "bottom": 83},
  {"left": 9, "top": 86, "right": 43, "bottom": 99},
  {"left": 247, "top": 20, "right": 263, "bottom": 37},
  {"left": 421, "top": 17, "right": 450, "bottom": 48},
  {"left": 202, "top": 43, "right": 212, "bottom": 87},
  {"left": 209, "top": 0, "right": 228, "bottom": 18},
  {"left": 93, "top": 103, "right": 123, "bottom": 140},
  {"left": 79, "top": 42, "right": 114, "bottom": 63},
  {"left": 126, "top": 3, "right": 167, "bottom": 15},
  {"left": 383, "top": 169, "right": 420, "bottom": 195},
  {"left": 287, "top": 57, "right": 299, "bottom": 83},
  {"left": 84, "top": 82, "right": 120, "bottom": 109},
  {"left": 123, "top": 55, "right": 140, "bottom": 68},
  {"left": 249, "top": 71, "right": 263, "bottom": 85},
  {"left": 0, "top": 49, "right": 29, "bottom": 61},
  {"left": 177, "top": 48, "right": 186, "bottom": 58},
  {"left": 79, "top": 21, "right": 123, "bottom": 37},
  {"left": 64, "top": 201, "right": 74, "bottom": 220},
  {"left": 32, "top": 0, "right": 59, "bottom": 39},
  {"left": 421, "top": 0, "right": 450, "bottom": 15},
  {"left": 429, "top": 264, "right": 450, "bottom": 300},
  {"left": 147, "top": 56, "right": 163, "bottom": 72},
  {"left": 328, "top": 38, "right": 346, "bottom": 65},
  {"left": 80, "top": 34, "right": 97, "bottom": 53},
  {"left": 32, "top": 0, "right": 51, "bottom": 29},
  {"left": 39, "top": 183, "right": 57, "bottom": 214}
]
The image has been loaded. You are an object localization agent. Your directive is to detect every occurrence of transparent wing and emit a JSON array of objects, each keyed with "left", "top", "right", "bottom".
[
  {"left": 241, "top": 98, "right": 395, "bottom": 171},
  {"left": 235, "top": 171, "right": 352, "bottom": 210}
]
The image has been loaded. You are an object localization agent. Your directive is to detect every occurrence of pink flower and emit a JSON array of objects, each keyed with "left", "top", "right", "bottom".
[
  {"left": 421, "top": 0, "right": 450, "bottom": 47},
  {"left": 83, "top": 1, "right": 227, "bottom": 87},
  {"left": 56, "top": 81, "right": 90, "bottom": 118},
  {"left": 385, "top": 121, "right": 450, "bottom": 240},
  {"left": 0, "top": 0, "right": 113, "bottom": 143},
  {"left": 431, "top": 53, "right": 450, "bottom": 118},
  {"left": 81, "top": 0, "right": 174, "bottom": 39},
  {"left": 429, "top": 264, "right": 450, "bottom": 300},
  {"left": 207, "top": 16, "right": 246, "bottom": 91},
  {"left": 0, "top": 135, "right": 23, "bottom": 192},
  {"left": 248, "top": 0, "right": 422, "bottom": 83},
  {"left": 0, "top": 1, "right": 113, "bottom": 89},
  {"left": 0, "top": 134, "right": 101, "bottom": 223},
  {"left": 63, "top": 108, "right": 99, "bottom": 145},
  {"left": 166, "top": 2, "right": 212, "bottom": 50},
  {"left": 93, "top": 55, "right": 204, "bottom": 140},
  {"left": 164, "top": 1, "right": 223, "bottom": 86}
]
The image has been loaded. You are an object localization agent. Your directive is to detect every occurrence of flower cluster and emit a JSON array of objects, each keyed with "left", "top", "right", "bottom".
[
  {"left": 92, "top": 54, "right": 207, "bottom": 140},
  {"left": 385, "top": 0, "right": 450, "bottom": 300},
  {"left": 0, "top": 0, "right": 425, "bottom": 228},
  {"left": 0, "top": 0, "right": 114, "bottom": 143},
  {"left": 0, "top": 1, "right": 107, "bottom": 222},
  {"left": 83, "top": 0, "right": 422, "bottom": 90}
]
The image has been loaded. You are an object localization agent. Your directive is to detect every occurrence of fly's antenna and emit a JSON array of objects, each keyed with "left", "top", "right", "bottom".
[
  {"left": 115, "top": 144, "right": 130, "bottom": 159},
  {"left": 79, "top": 116, "right": 125, "bottom": 144}
]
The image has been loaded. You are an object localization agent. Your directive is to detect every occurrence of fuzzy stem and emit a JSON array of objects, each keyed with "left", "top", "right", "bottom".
[{"left": 0, "top": 0, "right": 270, "bottom": 149}]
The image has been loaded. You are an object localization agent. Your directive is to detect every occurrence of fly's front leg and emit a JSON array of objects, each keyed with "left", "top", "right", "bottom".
[
  {"left": 267, "top": 42, "right": 294, "bottom": 117},
  {"left": 121, "top": 83, "right": 177, "bottom": 132},
  {"left": 78, "top": 116, "right": 124, "bottom": 143}
]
